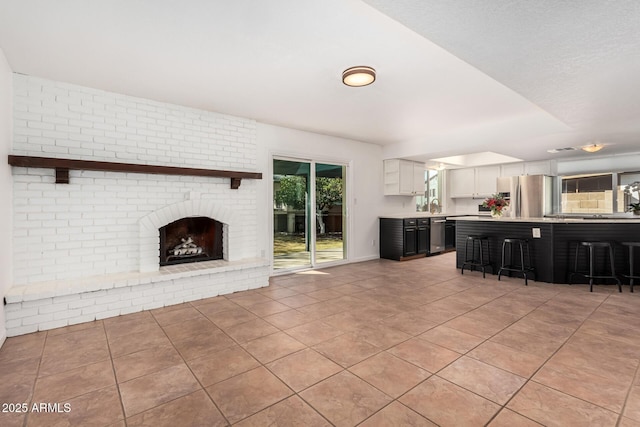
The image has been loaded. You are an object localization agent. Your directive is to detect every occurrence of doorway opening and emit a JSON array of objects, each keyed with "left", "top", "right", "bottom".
[{"left": 273, "top": 158, "right": 347, "bottom": 271}]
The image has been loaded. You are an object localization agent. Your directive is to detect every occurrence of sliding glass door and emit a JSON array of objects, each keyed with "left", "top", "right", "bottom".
[
  {"left": 314, "top": 163, "right": 346, "bottom": 264},
  {"left": 273, "top": 158, "right": 347, "bottom": 271}
]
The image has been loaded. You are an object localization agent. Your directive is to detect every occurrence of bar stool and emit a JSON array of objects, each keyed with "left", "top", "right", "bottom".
[
  {"left": 569, "top": 241, "right": 622, "bottom": 292},
  {"left": 497, "top": 238, "right": 535, "bottom": 286},
  {"left": 461, "top": 235, "right": 492, "bottom": 278},
  {"left": 621, "top": 242, "right": 640, "bottom": 292}
]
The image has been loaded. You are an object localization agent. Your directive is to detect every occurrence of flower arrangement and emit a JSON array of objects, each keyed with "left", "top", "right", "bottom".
[
  {"left": 483, "top": 193, "right": 509, "bottom": 217},
  {"left": 624, "top": 181, "right": 640, "bottom": 214}
]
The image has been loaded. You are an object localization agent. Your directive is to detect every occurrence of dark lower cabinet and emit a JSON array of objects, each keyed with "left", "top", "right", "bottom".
[
  {"left": 417, "top": 220, "right": 430, "bottom": 254},
  {"left": 445, "top": 220, "right": 456, "bottom": 249},
  {"left": 380, "top": 217, "right": 429, "bottom": 261},
  {"left": 404, "top": 226, "right": 417, "bottom": 256}
]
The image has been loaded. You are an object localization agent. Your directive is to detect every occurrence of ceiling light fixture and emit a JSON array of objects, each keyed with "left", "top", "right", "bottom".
[
  {"left": 581, "top": 144, "right": 604, "bottom": 153},
  {"left": 342, "top": 66, "right": 376, "bottom": 87}
]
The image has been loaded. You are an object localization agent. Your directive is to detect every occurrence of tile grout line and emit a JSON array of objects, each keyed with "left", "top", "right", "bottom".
[
  {"left": 370, "top": 278, "right": 538, "bottom": 425},
  {"left": 160, "top": 301, "right": 233, "bottom": 426},
  {"left": 616, "top": 358, "right": 640, "bottom": 427},
  {"left": 22, "top": 330, "right": 48, "bottom": 427},
  {"left": 193, "top": 297, "right": 339, "bottom": 425},
  {"left": 484, "top": 290, "right": 621, "bottom": 425},
  {"left": 289, "top": 272, "right": 527, "bottom": 426},
  {"left": 102, "top": 320, "right": 129, "bottom": 427},
  {"left": 364, "top": 276, "right": 606, "bottom": 425}
]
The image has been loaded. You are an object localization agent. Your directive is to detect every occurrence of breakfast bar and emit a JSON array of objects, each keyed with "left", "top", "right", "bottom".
[{"left": 451, "top": 216, "right": 640, "bottom": 284}]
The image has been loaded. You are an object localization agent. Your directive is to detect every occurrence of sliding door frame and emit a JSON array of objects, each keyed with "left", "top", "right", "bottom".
[{"left": 270, "top": 152, "right": 352, "bottom": 275}]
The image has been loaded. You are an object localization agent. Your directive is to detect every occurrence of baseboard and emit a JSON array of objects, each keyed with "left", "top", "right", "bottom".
[{"left": 348, "top": 254, "right": 380, "bottom": 263}]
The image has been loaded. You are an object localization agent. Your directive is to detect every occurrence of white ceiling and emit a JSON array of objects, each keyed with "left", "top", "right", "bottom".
[{"left": 0, "top": 0, "right": 638, "bottom": 165}]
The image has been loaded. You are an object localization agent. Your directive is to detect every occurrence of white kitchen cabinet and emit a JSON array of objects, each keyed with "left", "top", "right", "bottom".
[
  {"left": 501, "top": 162, "right": 525, "bottom": 177},
  {"left": 384, "top": 159, "right": 425, "bottom": 196},
  {"left": 413, "top": 162, "right": 425, "bottom": 194},
  {"left": 448, "top": 168, "right": 475, "bottom": 198},
  {"left": 525, "top": 160, "right": 553, "bottom": 176},
  {"left": 475, "top": 165, "right": 501, "bottom": 197},
  {"left": 449, "top": 165, "right": 500, "bottom": 198}
]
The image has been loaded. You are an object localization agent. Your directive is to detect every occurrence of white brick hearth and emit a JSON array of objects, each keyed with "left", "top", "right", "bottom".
[
  {"left": 5, "top": 258, "right": 269, "bottom": 336},
  {"left": 6, "top": 75, "right": 268, "bottom": 336}
]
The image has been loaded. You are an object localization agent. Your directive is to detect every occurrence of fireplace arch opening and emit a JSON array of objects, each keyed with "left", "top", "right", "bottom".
[{"left": 159, "top": 217, "right": 223, "bottom": 266}]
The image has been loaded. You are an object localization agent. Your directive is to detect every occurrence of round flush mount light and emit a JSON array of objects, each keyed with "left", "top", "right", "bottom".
[
  {"left": 581, "top": 143, "right": 604, "bottom": 153},
  {"left": 342, "top": 66, "right": 376, "bottom": 87}
]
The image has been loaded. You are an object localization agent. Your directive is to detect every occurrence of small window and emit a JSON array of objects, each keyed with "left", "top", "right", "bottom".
[
  {"left": 560, "top": 173, "right": 613, "bottom": 214},
  {"left": 416, "top": 169, "right": 442, "bottom": 212},
  {"left": 618, "top": 172, "right": 640, "bottom": 213}
]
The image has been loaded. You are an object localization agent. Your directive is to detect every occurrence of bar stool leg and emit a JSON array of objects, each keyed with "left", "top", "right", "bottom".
[
  {"left": 479, "top": 240, "right": 485, "bottom": 278},
  {"left": 519, "top": 241, "right": 528, "bottom": 286},
  {"left": 569, "top": 242, "right": 579, "bottom": 284},
  {"left": 486, "top": 240, "right": 492, "bottom": 275},
  {"left": 609, "top": 244, "right": 622, "bottom": 293},
  {"left": 527, "top": 242, "right": 533, "bottom": 285},
  {"left": 589, "top": 245, "right": 594, "bottom": 292},
  {"left": 631, "top": 246, "right": 635, "bottom": 293},
  {"left": 461, "top": 239, "right": 468, "bottom": 275},
  {"left": 498, "top": 240, "right": 506, "bottom": 281}
]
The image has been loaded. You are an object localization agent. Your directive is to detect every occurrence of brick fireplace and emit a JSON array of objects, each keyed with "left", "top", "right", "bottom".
[{"left": 5, "top": 75, "right": 269, "bottom": 336}]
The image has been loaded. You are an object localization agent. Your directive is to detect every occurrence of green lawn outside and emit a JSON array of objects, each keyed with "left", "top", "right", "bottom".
[{"left": 274, "top": 233, "right": 343, "bottom": 255}]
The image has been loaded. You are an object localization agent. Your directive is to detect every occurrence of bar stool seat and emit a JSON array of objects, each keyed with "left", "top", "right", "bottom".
[
  {"left": 569, "top": 241, "right": 622, "bottom": 292},
  {"left": 461, "top": 235, "right": 492, "bottom": 278},
  {"left": 497, "top": 238, "right": 535, "bottom": 286},
  {"left": 621, "top": 242, "right": 640, "bottom": 292}
]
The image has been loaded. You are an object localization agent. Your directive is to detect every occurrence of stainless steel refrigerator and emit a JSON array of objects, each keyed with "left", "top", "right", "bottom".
[{"left": 497, "top": 175, "right": 553, "bottom": 218}]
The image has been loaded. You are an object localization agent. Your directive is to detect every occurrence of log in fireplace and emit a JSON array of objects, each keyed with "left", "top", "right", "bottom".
[{"left": 159, "top": 217, "right": 223, "bottom": 266}]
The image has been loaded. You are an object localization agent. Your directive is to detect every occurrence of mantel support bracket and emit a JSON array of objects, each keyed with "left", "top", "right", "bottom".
[{"left": 55, "top": 168, "right": 70, "bottom": 184}]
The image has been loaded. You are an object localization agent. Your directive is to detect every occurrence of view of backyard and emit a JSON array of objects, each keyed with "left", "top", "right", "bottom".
[
  {"left": 273, "top": 159, "right": 346, "bottom": 270},
  {"left": 273, "top": 233, "right": 343, "bottom": 255}
]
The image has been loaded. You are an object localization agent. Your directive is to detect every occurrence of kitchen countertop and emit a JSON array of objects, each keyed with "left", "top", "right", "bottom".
[
  {"left": 380, "top": 212, "right": 452, "bottom": 219},
  {"left": 449, "top": 215, "right": 640, "bottom": 224}
]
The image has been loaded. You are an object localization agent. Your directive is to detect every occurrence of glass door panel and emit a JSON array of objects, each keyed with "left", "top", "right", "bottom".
[
  {"left": 273, "top": 159, "right": 311, "bottom": 270},
  {"left": 315, "top": 163, "right": 346, "bottom": 264}
]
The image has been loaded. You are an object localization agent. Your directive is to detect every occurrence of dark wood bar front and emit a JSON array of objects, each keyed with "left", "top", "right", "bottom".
[{"left": 452, "top": 217, "right": 640, "bottom": 284}]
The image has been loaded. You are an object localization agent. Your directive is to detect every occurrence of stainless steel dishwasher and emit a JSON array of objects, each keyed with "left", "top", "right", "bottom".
[{"left": 430, "top": 218, "right": 446, "bottom": 254}]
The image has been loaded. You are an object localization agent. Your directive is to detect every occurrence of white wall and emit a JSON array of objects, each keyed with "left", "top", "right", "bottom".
[
  {"left": 0, "top": 49, "right": 13, "bottom": 346},
  {"left": 256, "top": 123, "right": 406, "bottom": 265}
]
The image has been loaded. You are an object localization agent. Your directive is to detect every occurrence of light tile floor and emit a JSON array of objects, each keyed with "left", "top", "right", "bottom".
[{"left": 2, "top": 252, "right": 640, "bottom": 426}]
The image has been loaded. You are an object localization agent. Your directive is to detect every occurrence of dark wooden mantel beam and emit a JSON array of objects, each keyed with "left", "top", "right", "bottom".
[{"left": 8, "top": 155, "right": 262, "bottom": 189}]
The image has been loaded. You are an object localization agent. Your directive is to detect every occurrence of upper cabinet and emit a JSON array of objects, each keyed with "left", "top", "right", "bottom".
[
  {"left": 384, "top": 159, "right": 425, "bottom": 196},
  {"left": 448, "top": 168, "right": 475, "bottom": 198},
  {"left": 501, "top": 161, "right": 555, "bottom": 177},
  {"left": 475, "top": 165, "right": 501, "bottom": 197},
  {"left": 449, "top": 165, "right": 500, "bottom": 198},
  {"left": 448, "top": 160, "right": 556, "bottom": 199},
  {"left": 524, "top": 161, "right": 554, "bottom": 176},
  {"left": 501, "top": 162, "right": 525, "bottom": 177}
]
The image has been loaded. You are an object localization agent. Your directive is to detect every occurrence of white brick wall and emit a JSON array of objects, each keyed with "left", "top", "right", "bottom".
[
  {"left": 13, "top": 75, "right": 256, "bottom": 169},
  {"left": 11, "top": 75, "right": 260, "bottom": 285},
  {"left": 5, "top": 265, "right": 270, "bottom": 337}
]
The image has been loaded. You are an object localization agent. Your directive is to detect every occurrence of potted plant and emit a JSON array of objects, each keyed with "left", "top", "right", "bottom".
[
  {"left": 624, "top": 181, "right": 640, "bottom": 215},
  {"left": 483, "top": 193, "right": 509, "bottom": 218}
]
